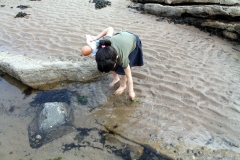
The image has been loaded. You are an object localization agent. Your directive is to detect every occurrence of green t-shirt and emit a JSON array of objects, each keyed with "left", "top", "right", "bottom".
[{"left": 104, "top": 31, "right": 136, "bottom": 69}]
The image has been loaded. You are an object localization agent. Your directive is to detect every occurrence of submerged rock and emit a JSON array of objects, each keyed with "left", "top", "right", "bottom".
[
  {"left": 28, "top": 102, "right": 74, "bottom": 148},
  {"left": 39, "top": 102, "right": 68, "bottom": 131}
]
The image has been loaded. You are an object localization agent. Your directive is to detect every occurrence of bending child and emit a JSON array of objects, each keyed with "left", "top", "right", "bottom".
[{"left": 91, "top": 27, "right": 144, "bottom": 100}]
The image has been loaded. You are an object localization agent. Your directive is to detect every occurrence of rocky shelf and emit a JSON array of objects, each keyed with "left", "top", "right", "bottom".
[{"left": 129, "top": 0, "right": 240, "bottom": 42}]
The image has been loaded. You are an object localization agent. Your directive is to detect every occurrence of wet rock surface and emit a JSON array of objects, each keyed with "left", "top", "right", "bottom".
[
  {"left": 28, "top": 102, "right": 74, "bottom": 148},
  {"left": 26, "top": 79, "right": 173, "bottom": 159},
  {"left": 129, "top": 0, "right": 240, "bottom": 42}
]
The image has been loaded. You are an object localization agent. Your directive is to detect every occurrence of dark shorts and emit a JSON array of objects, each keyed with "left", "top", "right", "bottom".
[{"left": 113, "top": 32, "right": 144, "bottom": 75}]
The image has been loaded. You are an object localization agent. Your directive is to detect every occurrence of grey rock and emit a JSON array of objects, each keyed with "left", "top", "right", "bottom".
[
  {"left": 39, "top": 102, "right": 68, "bottom": 131},
  {"left": 0, "top": 52, "right": 105, "bottom": 89},
  {"left": 223, "top": 30, "right": 238, "bottom": 40},
  {"left": 28, "top": 102, "right": 74, "bottom": 148},
  {"left": 144, "top": 4, "right": 240, "bottom": 18},
  {"left": 165, "top": 0, "right": 240, "bottom": 5},
  {"left": 132, "top": 0, "right": 240, "bottom": 5},
  {"left": 144, "top": 4, "right": 184, "bottom": 17},
  {"left": 184, "top": 17, "right": 240, "bottom": 34},
  {"left": 142, "top": 3, "right": 240, "bottom": 40},
  {"left": 128, "top": 2, "right": 144, "bottom": 11},
  {"left": 201, "top": 20, "right": 240, "bottom": 33},
  {"left": 132, "top": 0, "right": 165, "bottom": 3}
]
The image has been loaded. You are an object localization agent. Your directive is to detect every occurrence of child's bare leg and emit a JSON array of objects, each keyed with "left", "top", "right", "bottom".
[
  {"left": 109, "top": 71, "right": 120, "bottom": 87},
  {"left": 113, "top": 75, "right": 127, "bottom": 95}
]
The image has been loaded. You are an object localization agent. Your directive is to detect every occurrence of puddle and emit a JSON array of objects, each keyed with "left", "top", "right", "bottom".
[{"left": 0, "top": 72, "right": 172, "bottom": 160}]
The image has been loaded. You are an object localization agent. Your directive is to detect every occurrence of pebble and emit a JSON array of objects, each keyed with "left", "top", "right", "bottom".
[{"left": 36, "top": 134, "right": 42, "bottom": 140}]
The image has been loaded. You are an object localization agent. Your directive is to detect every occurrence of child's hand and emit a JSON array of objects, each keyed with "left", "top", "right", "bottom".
[
  {"left": 129, "top": 91, "right": 135, "bottom": 101},
  {"left": 90, "top": 36, "right": 97, "bottom": 42}
]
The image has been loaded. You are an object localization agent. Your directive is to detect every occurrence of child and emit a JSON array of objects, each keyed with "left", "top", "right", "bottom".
[
  {"left": 91, "top": 27, "right": 144, "bottom": 100},
  {"left": 81, "top": 35, "right": 102, "bottom": 56}
]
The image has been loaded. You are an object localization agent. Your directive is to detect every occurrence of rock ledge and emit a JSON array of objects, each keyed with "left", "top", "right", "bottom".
[{"left": 0, "top": 52, "right": 105, "bottom": 89}]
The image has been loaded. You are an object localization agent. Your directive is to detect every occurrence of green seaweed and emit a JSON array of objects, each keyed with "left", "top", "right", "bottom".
[
  {"left": 131, "top": 99, "right": 141, "bottom": 103},
  {"left": 77, "top": 96, "right": 88, "bottom": 105}
]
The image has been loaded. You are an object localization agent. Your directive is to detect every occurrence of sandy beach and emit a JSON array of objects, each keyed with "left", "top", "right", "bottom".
[{"left": 0, "top": 0, "right": 240, "bottom": 159}]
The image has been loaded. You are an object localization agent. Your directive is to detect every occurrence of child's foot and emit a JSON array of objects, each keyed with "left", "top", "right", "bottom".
[
  {"left": 113, "top": 85, "right": 126, "bottom": 95},
  {"left": 109, "top": 78, "right": 120, "bottom": 87}
]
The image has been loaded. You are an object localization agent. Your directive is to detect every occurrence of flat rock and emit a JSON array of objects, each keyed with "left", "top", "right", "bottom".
[
  {"left": 132, "top": 0, "right": 240, "bottom": 5},
  {"left": 39, "top": 102, "right": 69, "bottom": 131},
  {"left": 129, "top": 1, "right": 240, "bottom": 41},
  {"left": 144, "top": 4, "right": 240, "bottom": 18},
  {"left": 0, "top": 52, "right": 105, "bottom": 89}
]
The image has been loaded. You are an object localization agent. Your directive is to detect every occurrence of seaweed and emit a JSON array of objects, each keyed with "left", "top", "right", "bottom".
[
  {"left": 92, "top": 0, "right": 111, "bottom": 9},
  {"left": 30, "top": 89, "right": 71, "bottom": 107},
  {"left": 17, "top": 5, "right": 31, "bottom": 9},
  {"left": 77, "top": 95, "right": 88, "bottom": 105},
  {"left": 131, "top": 99, "right": 141, "bottom": 103},
  {"left": 15, "top": 12, "right": 29, "bottom": 18}
]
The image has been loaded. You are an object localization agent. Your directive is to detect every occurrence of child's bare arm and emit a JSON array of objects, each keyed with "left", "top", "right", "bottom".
[
  {"left": 124, "top": 65, "right": 135, "bottom": 100},
  {"left": 91, "top": 27, "right": 114, "bottom": 41}
]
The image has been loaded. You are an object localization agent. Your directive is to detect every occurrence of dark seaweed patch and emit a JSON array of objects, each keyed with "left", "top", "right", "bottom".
[
  {"left": 62, "top": 127, "right": 171, "bottom": 160},
  {"left": 61, "top": 143, "right": 81, "bottom": 152},
  {"left": 17, "top": 5, "right": 31, "bottom": 9},
  {"left": 92, "top": 0, "right": 111, "bottom": 9},
  {"left": 8, "top": 106, "right": 16, "bottom": 113},
  {"left": 138, "top": 146, "right": 170, "bottom": 160},
  {"left": 23, "top": 87, "right": 33, "bottom": 99},
  {"left": 23, "top": 87, "right": 33, "bottom": 95},
  {"left": 77, "top": 95, "right": 88, "bottom": 105},
  {"left": 106, "top": 145, "right": 132, "bottom": 160},
  {"left": 15, "top": 12, "right": 29, "bottom": 18},
  {"left": 74, "top": 128, "right": 93, "bottom": 143},
  {"left": 30, "top": 89, "right": 71, "bottom": 107}
]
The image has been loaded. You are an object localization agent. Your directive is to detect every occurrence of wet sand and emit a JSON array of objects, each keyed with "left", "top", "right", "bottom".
[{"left": 0, "top": 0, "right": 240, "bottom": 159}]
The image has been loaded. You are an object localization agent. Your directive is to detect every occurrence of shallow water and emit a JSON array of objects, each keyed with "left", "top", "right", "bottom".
[
  {"left": 1, "top": 0, "right": 240, "bottom": 159},
  {"left": 0, "top": 72, "right": 170, "bottom": 160}
]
